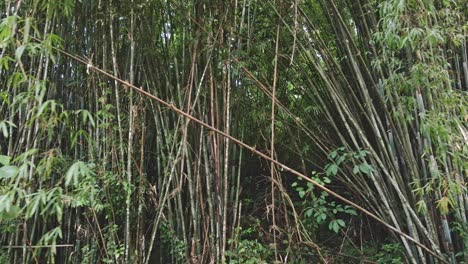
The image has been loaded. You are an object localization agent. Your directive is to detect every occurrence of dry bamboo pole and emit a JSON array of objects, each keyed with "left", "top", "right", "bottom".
[
  {"left": 109, "top": 0, "right": 125, "bottom": 174},
  {"left": 124, "top": 0, "right": 136, "bottom": 261},
  {"left": 270, "top": 24, "right": 280, "bottom": 262}
]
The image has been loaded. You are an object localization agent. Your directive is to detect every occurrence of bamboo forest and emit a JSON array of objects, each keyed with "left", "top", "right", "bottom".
[{"left": 0, "top": 0, "right": 466, "bottom": 263}]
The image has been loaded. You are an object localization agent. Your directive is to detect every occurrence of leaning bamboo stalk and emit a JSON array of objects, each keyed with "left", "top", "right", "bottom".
[{"left": 42, "top": 40, "right": 447, "bottom": 263}]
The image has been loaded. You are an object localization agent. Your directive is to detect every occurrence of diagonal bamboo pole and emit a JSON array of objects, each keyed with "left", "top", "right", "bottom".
[{"left": 32, "top": 36, "right": 448, "bottom": 264}]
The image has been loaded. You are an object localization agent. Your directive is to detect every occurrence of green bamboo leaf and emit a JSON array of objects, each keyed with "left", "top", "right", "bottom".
[
  {"left": 65, "top": 161, "right": 94, "bottom": 187},
  {"left": 0, "top": 56, "right": 14, "bottom": 71},
  {"left": 15, "top": 44, "right": 26, "bottom": 60},
  {"left": 0, "top": 121, "right": 8, "bottom": 138},
  {"left": 65, "top": 162, "right": 80, "bottom": 186},
  {"left": 37, "top": 100, "right": 51, "bottom": 117},
  {"left": 76, "top": 109, "right": 95, "bottom": 128},
  {"left": 27, "top": 195, "right": 41, "bottom": 218},
  {"left": 55, "top": 203, "right": 63, "bottom": 221}
]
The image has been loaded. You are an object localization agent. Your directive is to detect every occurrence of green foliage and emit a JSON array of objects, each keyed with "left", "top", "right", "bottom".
[
  {"left": 293, "top": 148, "right": 368, "bottom": 234},
  {"left": 65, "top": 161, "right": 94, "bottom": 187},
  {"left": 375, "top": 243, "right": 405, "bottom": 264},
  {"left": 42, "top": 33, "right": 63, "bottom": 63},
  {"left": 374, "top": 0, "right": 467, "bottom": 220},
  {"left": 36, "top": 226, "right": 63, "bottom": 256},
  {"left": 0, "top": 120, "right": 16, "bottom": 138},
  {"left": 336, "top": 241, "right": 405, "bottom": 264},
  {"left": 0, "top": 152, "right": 69, "bottom": 258},
  {"left": 0, "top": 155, "right": 11, "bottom": 166},
  {"left": 81, "top": 245, "right": 98, "bottom": 264},
  {"left": 452, "top": 220, "right": 468, "bottom": 261},
  {"left": 0, "top": 248, "right": 10, "bottom": 263},
  {"left": 0, "top": 15, "right": 17, "bottom": 48},
  {"left": 293, "top": 173, "right": 357, "bottom": 234},
  {"left": 226, "top": 226, "right": 272, "bottom": 264},
  {"left": 159, "top": 222, "right": 186, "bottom": 264},
  {"left": 0, "top": 165, "right": 18, "bottom": 180},
  {"left": 82, "top": 224, "right": 125, "bottom": 264},
  {"left": 103, "top": 224, "right": 125, "bottom": 263},
  {"left": 0, "top": 0, "right": 465, "bottom": 263}
]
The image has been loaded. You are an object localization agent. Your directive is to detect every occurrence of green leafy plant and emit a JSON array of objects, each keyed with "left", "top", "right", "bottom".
[
  {"left": 292, "top": 148, "right": 371, "bottom": 234},
  {"left": 226, "top": 226, "right": 272, "bottom": 264},
  {"left": 0, "top": 248, "right": 10, "bottom": 263},
  {"left": 375, "top": 242, "right": 405, "bottom": 264},
  {"left": 293, "top": 174, "right": 357, "bottom": 234},
  {"left": 159, "top": 222, "right": 186, "bottom": 264}
]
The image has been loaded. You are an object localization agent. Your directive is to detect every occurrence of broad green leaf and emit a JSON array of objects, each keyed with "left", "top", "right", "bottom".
[
  {"left": 299, "top": 190, "right": 305, "bottom": 199},
  {"left": 0, "top": 165, "right": 18, "bottom": 179},
  {"left": 319, "top": 213, "right": 326, "bottom": 222},
  {"left": 359, "top": 163, "right": 373, "bottom": 174},
  {"left": 326, "top": 163, "right": 338, "bottom": 176},
  {"left": 336, "top": 156, "right": 345, "bottom": 165},
  {"left": 0, "top": 204, "right": 20, "bottom": 220},
  {"left": 345, "top": 206, "right": 358, "bottom": 216},
  {"left": 329, "top": 221, "right": 337, "bottom": 233},
  {"left": 0, "top": 155, "right": 11, "bottom": 166},
  {"left": 337, "top": 219, "right": 345, "bottom": 227},
  {"left": 353, "top": 165, "right": 360, "bottom": 174}
]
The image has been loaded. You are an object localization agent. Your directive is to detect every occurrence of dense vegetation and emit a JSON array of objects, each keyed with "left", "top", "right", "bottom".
[{"left": 0, "top": 0, "right": 466, "bottom": 263}]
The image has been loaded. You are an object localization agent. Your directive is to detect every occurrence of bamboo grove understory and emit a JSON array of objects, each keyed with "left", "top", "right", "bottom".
[{"left": 0, "top": 0, "right": 466, "bottom": 263}]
